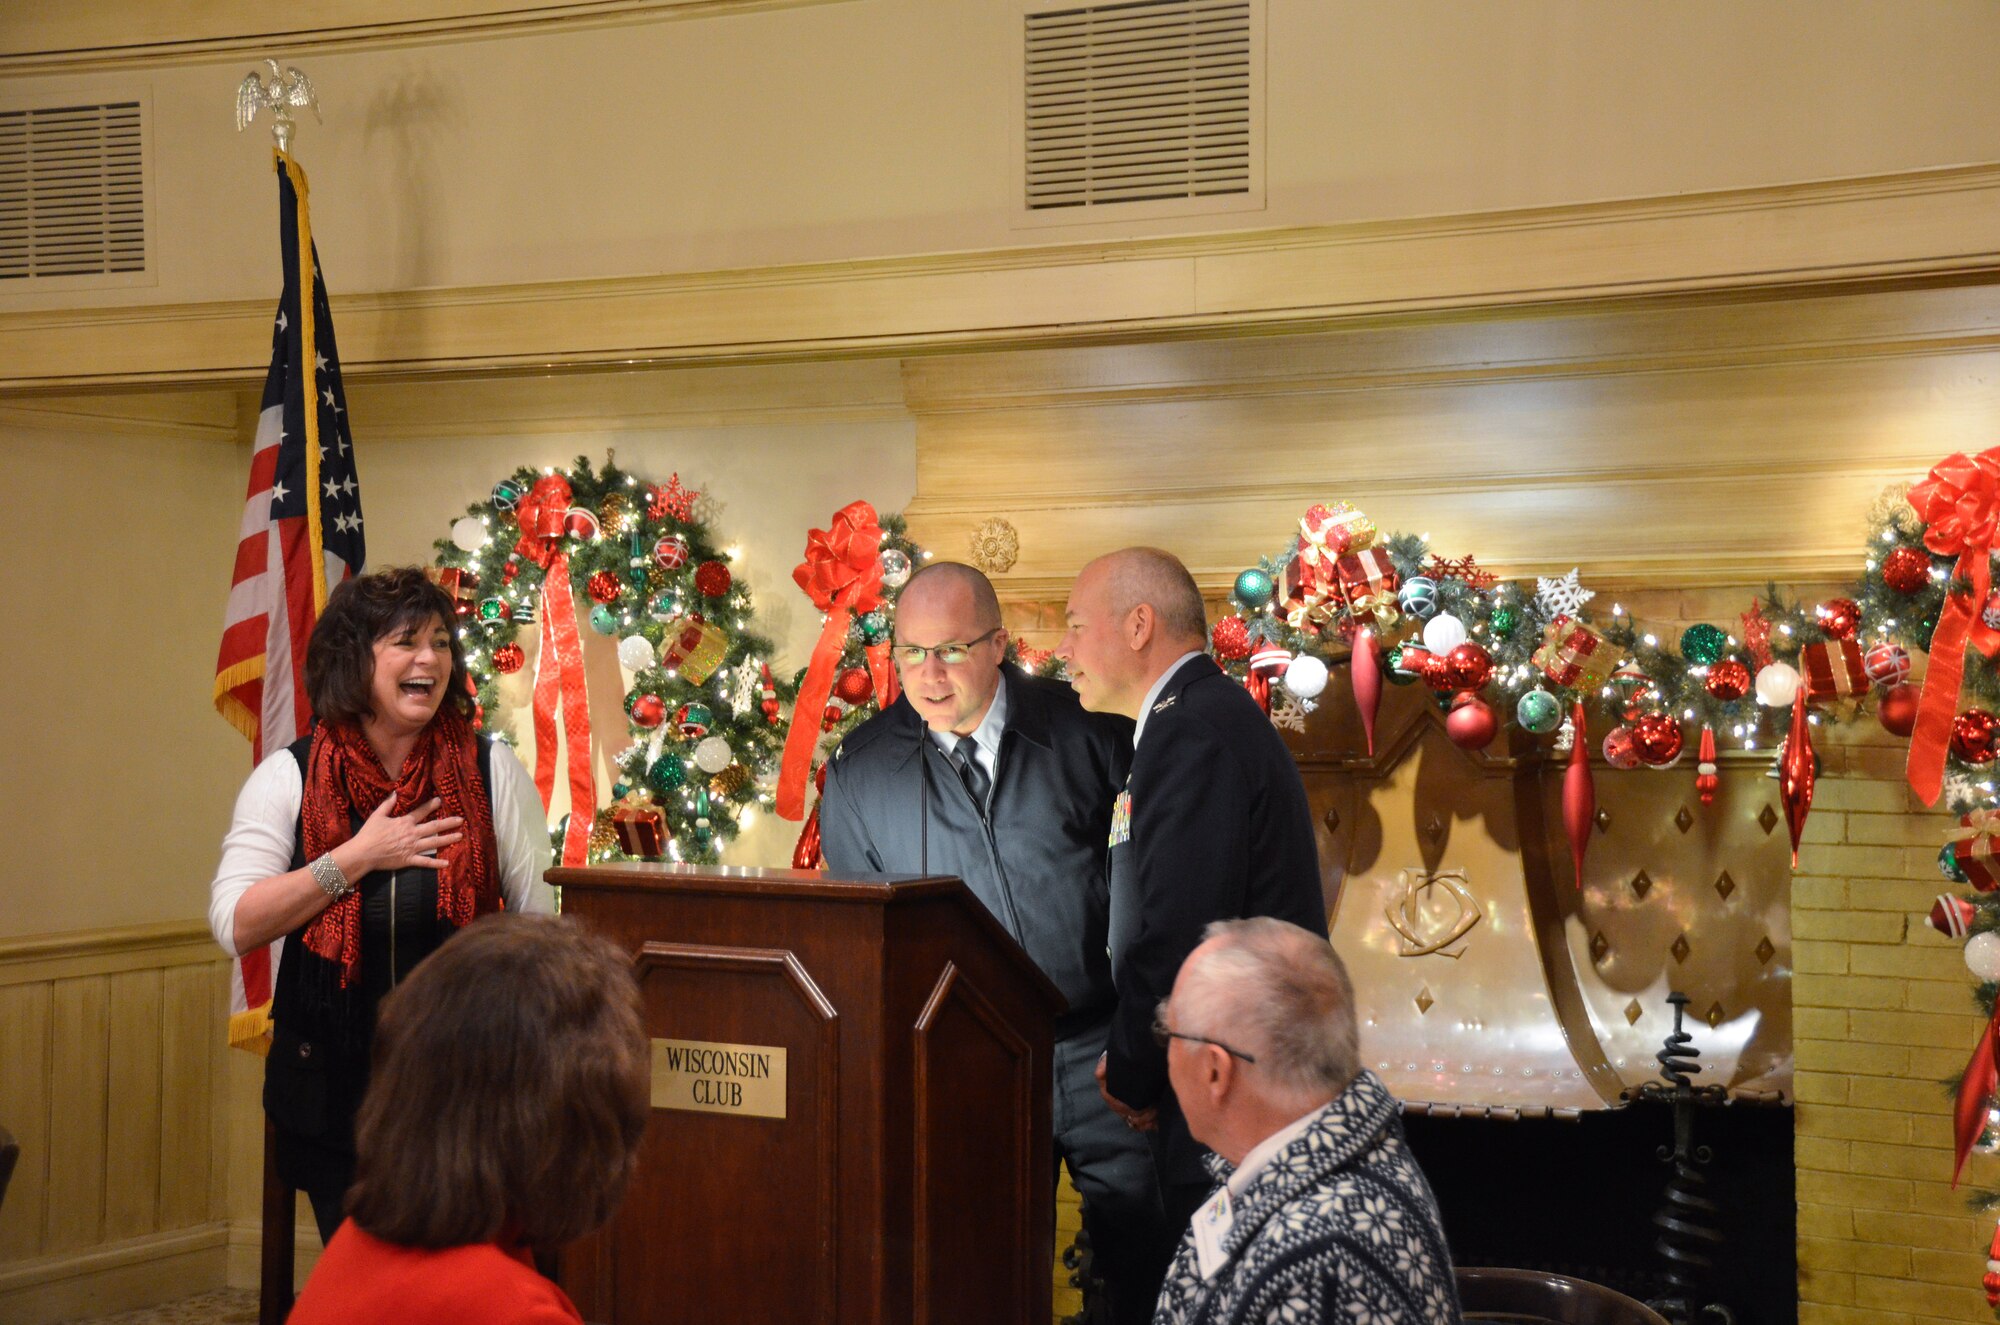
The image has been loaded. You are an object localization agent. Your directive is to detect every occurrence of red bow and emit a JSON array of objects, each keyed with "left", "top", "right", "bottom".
[
  {"left": 792, "top": 501, "right": 886, "bottom": 616},
  {"left": 1906, "top": 447, "right": 2000, "bottom": 803},
  {"left": 778, "top": 501, "right": 890, "bottom": 820},
  {"left": 513, "top": 474, "right": 572, "bottom": 569}
]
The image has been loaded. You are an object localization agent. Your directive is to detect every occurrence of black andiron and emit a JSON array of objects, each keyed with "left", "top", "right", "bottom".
[{"left": 1627, "top": 992, "right": 1737, "bottom": 1325}]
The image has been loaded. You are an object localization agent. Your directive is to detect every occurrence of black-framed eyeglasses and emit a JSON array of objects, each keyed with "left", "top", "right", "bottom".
[
  {"left": 1151, "top": 1010, "right": 1258, "bottom": 1064},
  {"left": 892, "top": 627, "right": 1002, "bottom": 668}
]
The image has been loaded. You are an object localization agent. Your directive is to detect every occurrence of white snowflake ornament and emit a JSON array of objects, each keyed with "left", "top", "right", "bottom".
[
  {"left": 1271, "top": 695, "right": 1308, "bottom": 732},
  {"left": 1535, "top": 568, "right": 1595, "bottom": 619}
]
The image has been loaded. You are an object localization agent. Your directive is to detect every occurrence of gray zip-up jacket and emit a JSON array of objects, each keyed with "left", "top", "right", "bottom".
[{"left": 819, "top": 665, "right": 1133, "bottom": 1032}]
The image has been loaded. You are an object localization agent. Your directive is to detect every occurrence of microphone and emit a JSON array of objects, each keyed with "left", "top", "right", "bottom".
[{"left": 919, "top": 734, "right": 929, "bottom": 875}]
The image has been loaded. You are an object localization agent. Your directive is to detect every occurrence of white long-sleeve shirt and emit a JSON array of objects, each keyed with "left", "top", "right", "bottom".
[{"left": 208, "top": 741, "right": 556, "bottom": 957}]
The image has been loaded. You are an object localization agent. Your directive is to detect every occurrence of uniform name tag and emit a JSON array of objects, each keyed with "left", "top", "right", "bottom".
[{"left": 1109, "top": 790, "right": 1132, "bottom": 846}]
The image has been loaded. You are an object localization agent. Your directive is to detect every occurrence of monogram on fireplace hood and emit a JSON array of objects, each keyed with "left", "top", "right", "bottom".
[{"left": 1300, "top": 685, "right": 1793, "bottom": 1117}]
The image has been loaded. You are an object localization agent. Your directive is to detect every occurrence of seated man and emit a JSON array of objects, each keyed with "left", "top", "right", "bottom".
[{"left": 1152, "top": 918, "right": 1460, "bottom": 1325}]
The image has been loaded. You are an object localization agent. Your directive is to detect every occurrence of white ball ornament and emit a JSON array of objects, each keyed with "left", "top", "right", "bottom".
[
  {"left": 693, "top": 736, "right": 734, "bottom": 774},
  {"left": 879, "top": 548, "right": 913, "bottom": 590},
  {"left": 1967, "top": 931, "right": 2000, "bottom": 982},
  {"left": 450, "top": 516, "right": 488, "bottom": 553},
  {"left": 1283, "top": 654, "right": 1329, "bottom": 701},
  {"left": 1421, "top": 613, "right": 1469, "bottom": 656},
  {"left": 1754, "top": 661, "right": 1802, "bottom": 707},
  {"left": 617, "top": 635, "right": 656, "bottom": 673}
]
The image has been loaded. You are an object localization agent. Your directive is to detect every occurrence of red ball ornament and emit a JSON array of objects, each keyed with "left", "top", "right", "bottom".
[
  {"left": 1815, "top": 597, "right": 1861, "bottom": 640},
  {"left": 653, "top": 535, "right": 691, "bottom": 571},
  {"left": 1878, "top": 682, "right": 1920, "bottom": 737},
  {"left": 1420, "top": 652, "right": 1457, "bottom": 691},
  {"left": 1631, "top": 713, "right": 1685, "bottom": 767},
  {"left": 492, "top": 642, "right": 525, "bottom": 675},
  {"left": 587, "top": 570, "right": 623, "bottom": 604},
  {"left": 1863, "top": 642, "right": 1911, "bottom": 687},
  {"left": 563, "top": 506, "right": 601, "bottom": 540},
  {"left": 833, "top": 666, "right": 875, "bottom": 705},
  {"left": 502, "top": 558, "right": 521, "bottom": 585},
  {"left": 1602, "top": 725, "right": 1641, "bottom": 770},
  {"left": 1211, "top": 615, "right": 1252, "bottom": 661},
  {"left": 1704, "top": 659, "right": 1752, "bottom": 701},
  {"left": 1881, "top": 545, "right": 1929, "bottom": 595},
  {"left": 1931, "top": 894, "right": 1978, "bottom": 939},
  {"left": 821, "top": 701, "right": 848, "bottom": 730},
  {"left": 1446, "top": 642, "right": 1494, "bottom": 691},
  {"left": 630, "top": 694, "right": 666, "bottom": 729},
  {"left": 1953, "top": 708, "right": 2000, "bottom": 764},
  {"left": 694, "top": 560, "right": 733, "bottom": 598},
  {"left": 1444, "top": 694, "right": 1497, "bottom": 750}
]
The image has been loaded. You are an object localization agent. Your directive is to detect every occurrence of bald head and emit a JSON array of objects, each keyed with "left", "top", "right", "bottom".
[
  {"left": 898, "top": 560, "right": 1002, "bottom": 631},
  {"left": 1055, "top": 547, "right": 1209, "bottom": 717},
  {"left": 1088, "top": 548, "right": 1207, "bottom": 646},
  {"left": 891, "top": 561, "right": 1008, "bottom": 734}
]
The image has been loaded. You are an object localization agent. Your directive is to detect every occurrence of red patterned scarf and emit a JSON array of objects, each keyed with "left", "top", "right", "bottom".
[{"left": 299, "top": 709, "right": 500, "bottom": 988}]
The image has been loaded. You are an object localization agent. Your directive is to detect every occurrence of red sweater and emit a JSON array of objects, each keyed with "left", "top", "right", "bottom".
[{"left": 290, "top": 1223, "right": 583, "bottom": 1325}]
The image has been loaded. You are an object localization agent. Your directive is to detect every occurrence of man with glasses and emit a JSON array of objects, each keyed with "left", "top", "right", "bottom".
[
  {"left": 1054, "top": 547, "right": 1327, "bottom": 1258},
  {"left": 1152, "top": 918, "right": 1457, "bottom": 1325},
  {"left": 818, "top": 560, "right": 1171, "bottom": 1325}
]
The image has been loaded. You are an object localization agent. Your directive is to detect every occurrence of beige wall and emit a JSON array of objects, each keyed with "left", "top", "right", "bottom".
[
  {"left": 2, "top": 1, "right": 1999, "bottom": 313},
  {"left": 0, "top": 415, "right": 247, "bottom": 940}
]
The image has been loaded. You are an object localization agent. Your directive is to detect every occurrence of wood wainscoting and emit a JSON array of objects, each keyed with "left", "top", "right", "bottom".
[{"left": 0, "top": 922, "right": 231, "bottom": 1325}]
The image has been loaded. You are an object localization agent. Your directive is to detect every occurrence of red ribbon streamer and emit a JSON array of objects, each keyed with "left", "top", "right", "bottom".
[
  {"left": 792, "top": 764, "right": 829, "bottom": 870},
  {"left": 1907, "top": 447, "right": 2000, "bottom": 804},
  {"left": 865, "top": 641, "right": 899, "bottom": 710},
  {"left": 778, "top": 502, "right": 887, "bottom": 820},
  {"left": 531, "top": 554, "right": 595, "bottom": 866},
  {"left": 1956, "top": 1008, "right": 2000, "bottom": 1187}
]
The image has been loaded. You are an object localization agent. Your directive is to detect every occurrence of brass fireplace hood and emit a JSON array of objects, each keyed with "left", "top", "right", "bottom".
[{"left": 1295, "top": 687, "right": 1793, "bottom": 1119}]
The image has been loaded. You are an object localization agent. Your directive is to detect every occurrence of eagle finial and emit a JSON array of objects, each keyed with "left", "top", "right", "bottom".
[{"left": 235, "top": 58, "right": 321, "bottom": 154}]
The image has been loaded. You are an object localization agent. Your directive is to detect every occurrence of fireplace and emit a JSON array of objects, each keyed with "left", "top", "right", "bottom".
[{"left": 1289, "top": 684, "right": 1797, "bottom": 1321}]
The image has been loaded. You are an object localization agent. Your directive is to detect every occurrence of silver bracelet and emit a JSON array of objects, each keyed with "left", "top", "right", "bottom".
[{"left": 308, "top": 853, "right": 352, "bottom": 901}]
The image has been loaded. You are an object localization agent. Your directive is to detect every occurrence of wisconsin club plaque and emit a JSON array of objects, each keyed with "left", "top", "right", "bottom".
[{"left": 650, "top": 1037, "right": 787, "bottom": 1118}]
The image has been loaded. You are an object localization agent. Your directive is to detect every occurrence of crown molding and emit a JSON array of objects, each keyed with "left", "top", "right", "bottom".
[
  {"left": 0, "top": 1, "right": 856, "bottom": 75},
  {"left": 5, "top": 162, "right": 2000, "bottom": 392}
]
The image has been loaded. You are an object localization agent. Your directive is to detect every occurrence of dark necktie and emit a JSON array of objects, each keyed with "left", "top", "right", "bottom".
[{"left": 951, "top": 735, "right": 990, "bottom": 808}]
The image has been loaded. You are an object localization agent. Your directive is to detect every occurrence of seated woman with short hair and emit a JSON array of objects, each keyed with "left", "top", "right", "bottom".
[{"left": 289, "top": 913, "right": 649, "bottom": 1325}]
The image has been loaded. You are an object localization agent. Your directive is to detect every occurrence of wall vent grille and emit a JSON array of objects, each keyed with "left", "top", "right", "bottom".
[
  {"left": 1025, "top": 0, "right": 1252, "bottom": 211},
  {"left": 0, "top": 100, "right": 145, "bottom": 280}
]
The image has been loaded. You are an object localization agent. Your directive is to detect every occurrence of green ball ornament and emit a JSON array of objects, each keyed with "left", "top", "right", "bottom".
[
  {"left": 1233, "top": 568, "right": 1276, "bottom": 610},
  {"left": 1942, "top": 841, "right": 1970, "bottom": 884},
  {"left": 1384, "top": 644, "right": 1421, "bottom": 686},
  {"left": 1489, "top": 606, "right": 1519, "bottom": 638},
  {"left": 859, "top": 610, "right": 891, "bottom": 645},
  {"left": 491, "top": 479, "right": 525, "bottom": 511},
  {"left": 589, "top": 605, "right": 619, "bottom": 635},
  {"left": 1398, "top": 577, "right": 1439, "bottom": 621},
  {"left": 648, "top": 753, "right": 688, "bottom": 794},
  {"left": 612, "top": 781, "right": 630, "bottom": 799},
  {"left": 1516, "top": 689, "right": 1563, "bottom": 735},
  {"left": 1680, "top": 623, "right": 1728, "bottom": 666}
]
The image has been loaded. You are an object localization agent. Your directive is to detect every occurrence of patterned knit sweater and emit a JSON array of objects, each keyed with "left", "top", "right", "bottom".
[{"left": 1153, "top": 1071, "right": 1461, "bottom": 1325}]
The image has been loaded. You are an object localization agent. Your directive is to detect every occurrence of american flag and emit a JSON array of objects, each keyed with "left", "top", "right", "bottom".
[{"left": 212, "top": 152, "right": 364, "bottom": 1050}]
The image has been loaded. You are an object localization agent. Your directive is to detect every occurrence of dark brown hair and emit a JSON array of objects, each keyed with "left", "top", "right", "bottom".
[
  {"left": 346, "top": 914, "right": 650, "bottom": 1251},
  {"left": 304, "top": 566, "right": 473, "bottom": 726}
]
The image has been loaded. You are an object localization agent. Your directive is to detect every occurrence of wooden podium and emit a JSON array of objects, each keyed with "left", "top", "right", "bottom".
[{"left": 552, "top": 863, "right": 1066, "bottom": 1325}]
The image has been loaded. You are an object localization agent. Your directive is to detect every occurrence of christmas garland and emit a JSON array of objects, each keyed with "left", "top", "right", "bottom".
[{"left": 430, "top": 454, "right": 793, "bottom": 867}]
